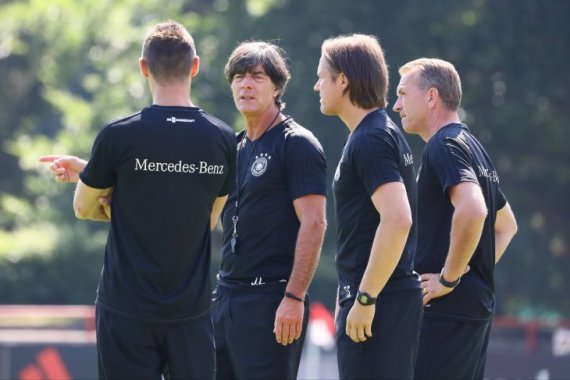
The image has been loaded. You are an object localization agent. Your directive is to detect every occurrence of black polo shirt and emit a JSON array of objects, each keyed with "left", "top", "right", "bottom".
[
  {"left": 219, "top": 117, "right": 327, "bottom": 281},
  {"left": 415, "top": 123, "right": 507, "bottom": 322},
  {"left": 333, "top": 110, "right": 419, "bottom": 303},
  {"left": 80, "top": 105, "right": 236, "bottom": 322}
]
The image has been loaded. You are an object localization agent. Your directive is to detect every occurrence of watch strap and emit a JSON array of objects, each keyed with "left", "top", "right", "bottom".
[
  {"left": 356, "top": 291, "right": 377, "bottom": 306},
  {"left": 438, "top": 268, "right": 461, "bottom": 288}
]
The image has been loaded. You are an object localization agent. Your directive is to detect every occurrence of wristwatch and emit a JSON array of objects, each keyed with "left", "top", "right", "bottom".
[
  {"left": 356, "top": 291, "right": 377, "bottom": 306},
  {"left": 438, "top": 268, "right": 461, "bottom": 289}
]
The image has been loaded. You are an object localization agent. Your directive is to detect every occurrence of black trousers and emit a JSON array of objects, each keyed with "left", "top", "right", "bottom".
[
  {"left": 96, "top": 306, "right": 215, "bottom": 380},
  {"left": 414, "top": 316, "right": 492, "bottom": 380},
  {"left": 336, "top": 289, "right": 423, "bottom": 380},
  {"left": 212, "top": 281, "right": 309, "bottom": 380}
]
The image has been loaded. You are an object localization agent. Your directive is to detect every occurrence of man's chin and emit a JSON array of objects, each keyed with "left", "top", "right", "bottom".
[
  {"left": 402, "top": 123, "right": 416, "bottom": 134},
  {"left": 319, "top": 106, "right": 335, "bottom": 117}
]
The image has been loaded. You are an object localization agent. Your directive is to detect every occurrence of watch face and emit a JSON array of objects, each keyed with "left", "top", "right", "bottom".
[{"left": 357, "top": 292, "right": 375, "bottom": 305}]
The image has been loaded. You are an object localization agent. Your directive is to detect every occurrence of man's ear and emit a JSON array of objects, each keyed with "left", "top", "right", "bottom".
[
  {"left": 139, "top": 58, "right": 150, "bottom": 78},
  {"left": 339, "top": 72, "right": 349, "bottom": 90},
  {"left": 427, "top": 87, "right": 439, "bottom": 109},
  {"left": 191, "top": 56, "right": 200, "bottom": 77}
]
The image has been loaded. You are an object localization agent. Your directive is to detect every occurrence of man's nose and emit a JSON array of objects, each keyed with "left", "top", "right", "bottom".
[
  {"left": 393, "top": 99, "right": 401, "bottom": 112},
  {"left": 241, "top": 75, "right": 254, "bottom": 88}
]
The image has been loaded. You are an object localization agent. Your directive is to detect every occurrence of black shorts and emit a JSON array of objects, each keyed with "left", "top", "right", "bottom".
[
  {"left": 96, "top": 306, "right": 214, "bottom": 380},
  {"left": 212, "top": 278, "right": 309, "bottom": 380},
  {"left": 336, "top": 289, "right": 423, "bottom": 380},
  {"left": 414, "top": 316, "right": 492, "bottom": 380}
]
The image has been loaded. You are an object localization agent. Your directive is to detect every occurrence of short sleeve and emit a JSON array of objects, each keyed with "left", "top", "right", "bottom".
[
  {"left": 428, "top": 133, "right": 478, "bottom": 195},
  {"left": 351, "top": 129, "right": 402, "bottom": 197},
  {"left": 497, "top": 188, "right": 507, "bottom": 210},
  {"left": 284, "top": 131, "right": 327, "bottom": 200},
  {"left": 79, "top": 126, "right": 116, "bottom": 189},
  {"left": 218, "top": 132, "right": 238, "bottom": 196}
]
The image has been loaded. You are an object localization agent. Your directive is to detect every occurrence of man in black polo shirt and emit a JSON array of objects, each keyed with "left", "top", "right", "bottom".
[
  {"left": 39, "top": 21, "right": 236, "bottom": 379},
  {"left": 213, "top": 41, "right": 327, "bottom": 380},
  {"left": 314, "top": 34, "right": 423, "bottom": 379},
  {"left": 393, "top": 58, "right": 518, "bottom": 379}
]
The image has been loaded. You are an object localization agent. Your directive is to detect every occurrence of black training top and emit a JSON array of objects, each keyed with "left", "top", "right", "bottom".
[
  {"left": 80, "top": 105, "right": 236, "bottom": 322},
  {"left": 415, "top": 123, "right": 507, "bottom": 322},
  {"left": 333, "top": 110, "right": 419, "bottom": 304},
  {"left": 219, "top": 117, "right": 327, "bottom": 281}
]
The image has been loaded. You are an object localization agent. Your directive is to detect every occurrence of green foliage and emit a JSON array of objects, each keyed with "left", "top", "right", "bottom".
[
  {"left": 0, "top": 223, "right": 106, "bottom": 304},
  {"left": 0, "top": 0, "right": 201, "bottom": 301},
  {"left": 0, "top": 0, "right": 568, "bottom": 319}
]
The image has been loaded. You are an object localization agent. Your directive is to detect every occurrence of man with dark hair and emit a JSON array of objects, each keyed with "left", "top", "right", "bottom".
[
  {"left": 40, "top": 21, "right": 236, "bottom": 379},
  {"left": 212, "top": 40, "right": 327, "bottom": 380},
  {"left": 315, "top": 34, "right": 423, "bottom": 379},
  {"left": 393, "top": 58, "right": 518, "bottom": 379}
]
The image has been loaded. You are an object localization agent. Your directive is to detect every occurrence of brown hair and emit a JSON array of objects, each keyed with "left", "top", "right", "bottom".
[
  {"left": 225, "top": 41, "right": 290, "bottom": 110},
  {"left": 142, "top": 21, "right": 196, "bottom": 86},
  {"left": 321, "top": 34, "right": 389, "bottom": 109}
]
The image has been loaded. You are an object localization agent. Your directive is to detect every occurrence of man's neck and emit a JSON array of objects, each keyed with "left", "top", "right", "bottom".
[
  {"left": 339, "top": 105, "right": 380, "bottom": 133},
  {"left": 151, "top": 84, "right": 194, "bottom": 107},
  {"left": 422, "top": 110, "right": 461, "bottom": 142},
  {"left": 245, "top": 107, "right": 282, "bottom": 140}
]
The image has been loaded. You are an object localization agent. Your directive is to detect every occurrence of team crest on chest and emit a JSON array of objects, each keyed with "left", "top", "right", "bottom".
[{"left": 251, "top": 153, "right": 271, "bottom": 176}]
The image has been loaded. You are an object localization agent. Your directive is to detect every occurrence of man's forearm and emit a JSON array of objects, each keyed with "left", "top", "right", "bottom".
[
  {"left": 286, "top": 219, "right": 326, "bottom": 298},
  {"left": 495, "top": 203, "right": 517, "bottom": 264},
  {"left": 495, "top": 230, "right": 514, "bottom": 264},
  {"left": 359, "top": 217, "right": 410, "bottom": 296},
  {"left": 73, "top": 181, "right": 113, "bottom": 222},
  {"left": 444, "top": 207, "right": 486, "bottom": 280}
]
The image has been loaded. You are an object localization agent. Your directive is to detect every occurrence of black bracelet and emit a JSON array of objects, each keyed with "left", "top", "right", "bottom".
[
  {"left": 285, "top": 292, "right": 305, "bottom": 302},
  {"left": 438, "top": 268, "right": 461, "bottom": 289}
]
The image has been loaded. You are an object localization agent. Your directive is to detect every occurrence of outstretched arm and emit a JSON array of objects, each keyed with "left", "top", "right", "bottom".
[
  {"left": 41, "top": 155, "right": 112, "bottom": 218},
  {"left": 39, "top": 155, "right": 88, "bottom": 183}
]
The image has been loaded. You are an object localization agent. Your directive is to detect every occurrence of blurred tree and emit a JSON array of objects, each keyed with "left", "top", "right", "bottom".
[{"left": 0, "top": 0, "right": 568, "bottom": 320}]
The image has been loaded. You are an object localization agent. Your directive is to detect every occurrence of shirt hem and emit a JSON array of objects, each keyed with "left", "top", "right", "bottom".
[{"left": 96, "top": 300, "right": 210, "bottom": 324}]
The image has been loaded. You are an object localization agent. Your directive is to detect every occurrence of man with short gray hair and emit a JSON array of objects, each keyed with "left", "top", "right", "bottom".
[{"left": 393, "top": 57, "right": 518, "bottom": 379}]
